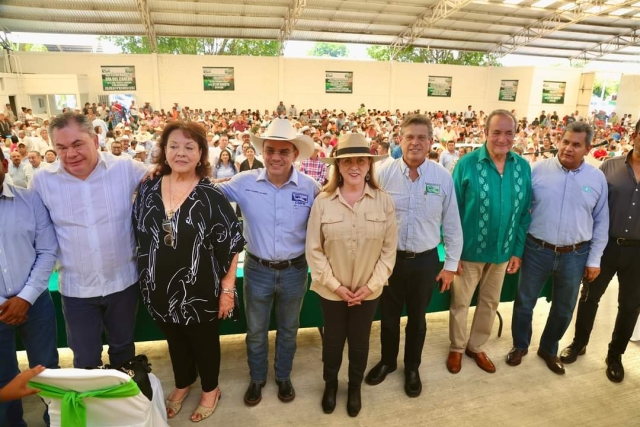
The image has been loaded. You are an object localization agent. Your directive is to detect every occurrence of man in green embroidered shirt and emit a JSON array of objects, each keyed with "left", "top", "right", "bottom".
[{"left": 446, "top": 109, "right": 532, "bottom": 374}]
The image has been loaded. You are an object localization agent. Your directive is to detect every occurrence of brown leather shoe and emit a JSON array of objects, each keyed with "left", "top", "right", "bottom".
[
  {"left": 465, "top": 349, "right": 496, "bottom": 373},
  {"left": 506, "top": 347, "right": 528, "bottom": 366},
  {"left": 537, "top": 349, "right": 565, "bottom": 375},
  {"left": 446, "top": 352, "right": 462, "bottom": 374}
]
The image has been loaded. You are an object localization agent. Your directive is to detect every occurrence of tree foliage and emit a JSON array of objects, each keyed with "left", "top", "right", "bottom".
[
  {"left": 367, "top": 45, "right": 500, "bottom": 66},
  {"left": 308, "top": 42, "right": 348, "bottom": 58},
  {"left": 592, "top": 75, "right": 619, "bottom": 100},
  {"left": 10, "top": 43, "right": 48, "bottom": 52},
  {"left": 100, "top": 36, "right": 279, "bottom": 56}
]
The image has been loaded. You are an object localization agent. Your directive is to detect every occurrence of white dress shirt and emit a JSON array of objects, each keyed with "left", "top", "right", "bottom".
[{"left": 31, "top": 152, "right": 148, "bottom": 298}]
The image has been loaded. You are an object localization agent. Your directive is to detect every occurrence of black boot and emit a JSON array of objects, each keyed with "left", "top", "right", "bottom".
[
  {"left": 321, "top": 381, "right": 338, "bottom": 414},
  {"left": 347, "top": 383, "right": 361, "bottom": 417}
]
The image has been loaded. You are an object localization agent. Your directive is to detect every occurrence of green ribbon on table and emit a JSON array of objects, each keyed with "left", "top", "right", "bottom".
[{"left": 28, "top": 378, "right": 140, "bottom": 427}]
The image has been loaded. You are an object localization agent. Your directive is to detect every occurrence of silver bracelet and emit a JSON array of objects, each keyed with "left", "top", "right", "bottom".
[{"left": 221, "top": 288, "right": 235, "bottom": 295}]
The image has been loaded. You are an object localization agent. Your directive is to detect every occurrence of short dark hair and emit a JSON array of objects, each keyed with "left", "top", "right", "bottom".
[
  {"left": 563, "top": 121, "right": 594, "bottom": 147},
  {"left": 154, "top": 121, "right": 212, "bottom": 178}
]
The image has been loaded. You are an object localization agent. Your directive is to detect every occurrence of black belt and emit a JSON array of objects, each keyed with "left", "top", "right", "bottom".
[
  {"left": 528, "top": 235, "right": 588, "bottom": 254},
  {"left": 247, "top": 252, "right": 306, "bottom": 270},
  {"left": 396, "top": 247, "right": 437, "bottom": 259},
  {"left": 612, "top": 237, "right": 640, "bottom": 247}
]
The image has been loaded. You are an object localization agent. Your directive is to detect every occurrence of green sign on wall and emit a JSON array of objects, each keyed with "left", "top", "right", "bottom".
[
  {"left": 428, "top": 76, "right": 452, "bottom": 97},
  {"left": 203, "top": 67, "right": 235, "bottom": 91},
  {"left": 101, "top": 66, "right": 136, "bottom": 91},
  {"left": 542, "top": 81, "right": 566, "bottom": 104},
  {"left": 325, "top": 71, "right": 353, "bottom": 94},
  {"left": 499, "top": 80, "right": 518, "bottom": 102}
]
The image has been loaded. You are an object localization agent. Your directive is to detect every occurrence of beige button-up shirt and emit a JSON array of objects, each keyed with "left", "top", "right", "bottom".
[{"left": 306, "top": 185, "right": 398, "bottom": 301}]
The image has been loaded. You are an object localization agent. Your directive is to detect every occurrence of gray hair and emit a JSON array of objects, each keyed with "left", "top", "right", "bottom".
[
  {"left": 563, "top": 121, "right": 594, "bottom": 147},
  {"left": 484, "top": 109, "right": 517, "bottom": 135},
  {"left": 49, "top": 112, "right": 96, "bottom": 141}
]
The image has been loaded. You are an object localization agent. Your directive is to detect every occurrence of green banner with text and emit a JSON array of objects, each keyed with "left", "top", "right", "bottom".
[
  {"left": 203, "top": 67, "right": 235, "bottom": 91},
  {"left": 101, "top": 66, "right": 136, "bottom": 91}
]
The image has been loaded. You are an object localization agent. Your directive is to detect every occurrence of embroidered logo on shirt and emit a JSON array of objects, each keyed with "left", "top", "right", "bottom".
[
  {"left": 292, "top": 192, "right": 309, "bottom": 206},
  {"left": 425, "top": 184, "right": 441, "bottom": 195},
  {"left": 582, "top": 186, "right": 592, "bottom": 193}
]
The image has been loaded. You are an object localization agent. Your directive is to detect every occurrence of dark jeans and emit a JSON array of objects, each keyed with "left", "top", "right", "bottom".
[
  {"left": 379, "top": 249, "right": 439, "bottom": 371},
  {"left": 573, "top": 240, "right": 640, "bottom": 355},
  {"left": 320, "top": 297, "right": 379, "bottom": 385},
  {"left": 157, "top": 319, "right": 221, "bottom": 392},
  {"left": 0, "top": 291, "right": 59, "bottom": 427},
  {"left": 243, "top": 255, "right": 308, "bottom": 383},
  {"left": 512, "top": 237, "right": 590, "bottom": 355},
  {"left": 61, "top": 284, "right": 138, "bottom": 368}
]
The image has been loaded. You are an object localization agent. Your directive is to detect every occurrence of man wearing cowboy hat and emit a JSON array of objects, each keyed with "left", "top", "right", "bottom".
[
  {"left": 217, "top": 118, "right": 321, "bottom": 406},
  {"left": 365, "top": 114, "right": 463, "bottom": 397}
]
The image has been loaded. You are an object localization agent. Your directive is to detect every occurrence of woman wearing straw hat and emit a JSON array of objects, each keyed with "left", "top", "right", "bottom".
[{"left": 306, "top": 133, "right": 398, "bottom": 417}]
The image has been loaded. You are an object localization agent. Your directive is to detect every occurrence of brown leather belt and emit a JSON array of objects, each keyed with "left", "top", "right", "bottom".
[
  {"left": 613, "top": 237, "right": 640, "bottom": 247},
  {"left": 528, "top": 235, "right": 588, "bottom": 254},
  {"left": 247, "top": 252, "right": 306, "bottom": 270},
  {"left": 396, "top": 247, "right": 437, "bottom": 259}
]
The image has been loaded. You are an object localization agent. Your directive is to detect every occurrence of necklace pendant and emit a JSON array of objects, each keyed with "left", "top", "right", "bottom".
[{"left": 166, "top": 210, "right": 173, "bottom": 219}]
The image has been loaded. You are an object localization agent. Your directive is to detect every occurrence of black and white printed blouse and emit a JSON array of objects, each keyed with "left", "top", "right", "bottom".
[{"left": 133, "top": 176, "right": 245, "bottom": 325}]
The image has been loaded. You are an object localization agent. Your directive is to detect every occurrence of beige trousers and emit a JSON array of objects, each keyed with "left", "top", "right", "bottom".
[{"left": 449, "top": 260, "right": 508, "bottom": 353}]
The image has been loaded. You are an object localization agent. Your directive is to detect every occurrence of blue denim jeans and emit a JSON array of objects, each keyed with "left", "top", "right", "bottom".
[
  {"left": 242, "top": 254, "right": 307, "bottom": 383},
  {"left": 0, "top": 291, "right": 59, "bottom": 427},
  {"left": 512, "top": 236, "right": 590, "bottom": 355}
]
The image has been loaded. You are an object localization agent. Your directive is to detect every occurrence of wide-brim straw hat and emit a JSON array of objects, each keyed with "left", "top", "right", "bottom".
[
  {"left": 250, "top": 118, "right": 314, "bottom": 161},
  {"left": 321, "top": 133, "right": 385, "bottom": 165}
]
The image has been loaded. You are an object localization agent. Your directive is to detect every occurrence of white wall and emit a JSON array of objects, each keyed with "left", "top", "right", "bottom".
[
  {"left": 617, "top": 74, "right": 640, "bottom": 120},
  {"left": 2, "top": 52, "right": 586, "bottom": 121}
]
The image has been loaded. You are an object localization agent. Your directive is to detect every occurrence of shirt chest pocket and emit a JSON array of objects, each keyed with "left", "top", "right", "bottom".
[
  {"left": 417, "top": 193, "right": 444, "bottom": 220},
  {"left": 321, "top": 214, "right": 344, "bottom": 242},
  {"left": 365, "top": 212, "right": 386, "bottom": 241}
]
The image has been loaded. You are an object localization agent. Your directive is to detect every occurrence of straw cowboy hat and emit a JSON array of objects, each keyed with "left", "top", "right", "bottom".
[
  {"left": 321, "top": 133, "right": 385, "bottom": 165},
  {"left": 250, "top": 118, "right": 315, "bottom": 161}
]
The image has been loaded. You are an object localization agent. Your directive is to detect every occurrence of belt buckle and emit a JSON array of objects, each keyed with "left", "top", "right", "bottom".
[
  {"left": 616, "top": 238, "right": 624, "bottom": 246},
  {"left": 268, "top": 261, "right": 282, "bottom": 269},
  {"left": 405, "top": 251, "right": 416, "bottom": 259}
]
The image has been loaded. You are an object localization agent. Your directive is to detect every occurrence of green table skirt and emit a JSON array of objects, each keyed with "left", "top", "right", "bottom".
[{"left": 26, "top": 247, "right": 552, "bottom": 349}]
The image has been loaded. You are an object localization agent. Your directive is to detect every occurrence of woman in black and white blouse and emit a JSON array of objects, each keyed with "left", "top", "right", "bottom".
[{"left": 133, "top": 121, "right": 244, "bottom": 422}]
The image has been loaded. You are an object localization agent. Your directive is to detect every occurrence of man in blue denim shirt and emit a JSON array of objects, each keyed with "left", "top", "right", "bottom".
[
  {"left": 0, "top": 149, "right": 59, "bottom": 427},
  {"left": 218, "top": 119, "right": 320, "bottom": 406},
  {"left": 507, "top": 121, "right": 609, "bottom": 374}
]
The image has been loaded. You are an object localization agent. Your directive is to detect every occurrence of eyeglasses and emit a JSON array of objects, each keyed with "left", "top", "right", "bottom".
[
  {"left": 264, "top": 148, "right": 292, "bottom": 157},
  {"left": 162, "top": 218, "right": 174, "bottom": 247}
]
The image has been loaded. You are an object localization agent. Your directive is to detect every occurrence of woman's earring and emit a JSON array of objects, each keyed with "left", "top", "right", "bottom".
[
  {"left": 197, "top": 161, "right": 202, "bottom": 166},
  {"left": 365, "top": 173, "right": 370, "bottom": 181},
  {"left": 338, "top": 174, "right": 343, "bottom": 182},
  {"left": 164, "top": 160, "right": 168, "bottom": 165}
]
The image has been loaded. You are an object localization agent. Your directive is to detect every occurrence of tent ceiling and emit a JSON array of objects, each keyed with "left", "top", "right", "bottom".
[{"left": 1, "top": 0, "right": 639, "bottom": 63}]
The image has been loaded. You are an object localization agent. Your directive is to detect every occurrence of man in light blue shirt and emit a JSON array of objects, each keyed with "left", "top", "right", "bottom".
[
  {"left": 218, "top": 118, "right": 320, "bottom": 406},
  {"left": 0, "top": 149, "right": 59, "bottom": 427},
  {"left": 365, "top": 114, "right": 462, "bottom": 397},
  {"left": 507, "top": 121, "right": 609, "bottom": 374},
  {"left": 439, "top": 141, "right": 459, "bottom": 171}
]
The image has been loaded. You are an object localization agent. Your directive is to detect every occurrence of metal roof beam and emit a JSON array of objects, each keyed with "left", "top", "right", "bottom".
[
  {"left": 278, "top": 0, "right": 306, "bottom": 55},
  {"left": 389, "top": 0, "right": 476, "bottom": 59},
  {"left": 135, "top": 0, "right": 157, "bottom": 52},
  {"left": 0, "top": 0, "right": 135, "bottom": 12},
  {"left": 488, "top": 0, "right": 639, "bottom": 57},
  {"left": 570, "top": 28, "right": 640, "bottom": 63}
]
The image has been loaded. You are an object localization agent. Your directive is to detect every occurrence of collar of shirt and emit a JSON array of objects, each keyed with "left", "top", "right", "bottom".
[
  {"left": 625, "top": 149, "right": 636, "bottom": 164},
  {"left": 553, "top": 155, "right": 585, "bottom": 173},
  {"left": 0, "top": 181, "right": 15, "bottom": 198},
  {"left": 399, "top": 158, "right": 428, "bottom": 178},
  {"left": 54, "top": 151, "right": 109, "bottom": 178},
  {"left": 328, "top": 184, "right": 375, "bottom": 203},
  {"left": 256, "top": 166, "right": 300, "bottom": 187},
  {"left": 476, "top": 143, "right": 515, "bottom": 166}
]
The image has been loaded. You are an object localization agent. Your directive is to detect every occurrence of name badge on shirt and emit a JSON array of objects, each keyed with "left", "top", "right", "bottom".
[
  {"left": 425, "top": 184, "right": 441, "bottom": 195},
  {"left": 292, "top": 192, "right": 309, "bottom": 206},
  {"left": 582, "top": 185, "right": 591, "bottom": 193}
]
